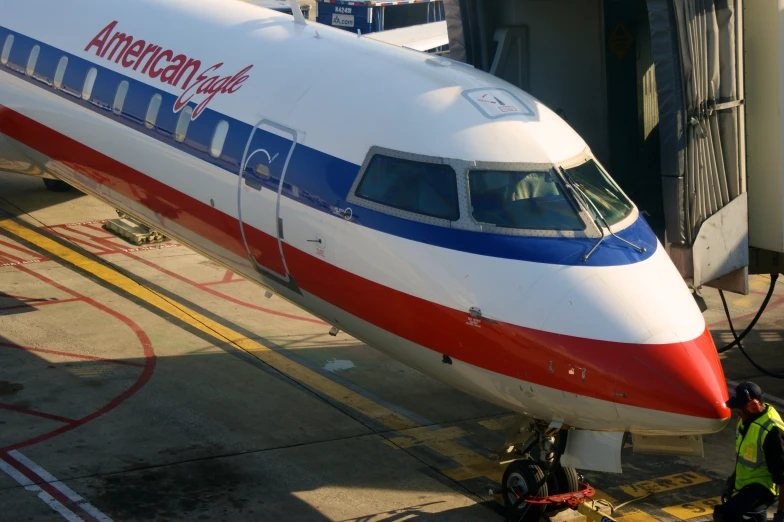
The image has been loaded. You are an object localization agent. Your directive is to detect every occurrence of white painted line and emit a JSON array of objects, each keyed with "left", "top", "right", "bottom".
[
  {"left": 726, "top": 379, "right": 784, "bottom": 409},
  {"left": 0, "top": 258, "right": 46, "bottom": 268},
  {"left": 0, "top": 457, "right": 84, "bottom": 522},
  {"left": 8, "top": 451, "right": 114, "bottom": 522}
]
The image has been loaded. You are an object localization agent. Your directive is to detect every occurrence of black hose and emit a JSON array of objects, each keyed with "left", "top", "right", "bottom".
[{"left": 718, "top": 274, "right": 784, "bottom": 379}]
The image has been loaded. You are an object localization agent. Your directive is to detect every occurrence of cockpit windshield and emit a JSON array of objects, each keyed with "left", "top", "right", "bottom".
[
  {"left": 561, "top": 160, "right": 634, "bottom": 226},
  {"left": 468, "top": 170, "right": 584, "bottom": 230}
]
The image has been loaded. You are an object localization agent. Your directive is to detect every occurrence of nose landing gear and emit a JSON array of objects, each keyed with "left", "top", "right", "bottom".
[{"left": 490, "top": 420, "right": 616, "bottom": 522}]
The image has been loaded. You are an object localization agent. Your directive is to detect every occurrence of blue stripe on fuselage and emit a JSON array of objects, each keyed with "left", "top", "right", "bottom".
[{"left": 0, "top": 25, "right": 657, "bottom": 266}]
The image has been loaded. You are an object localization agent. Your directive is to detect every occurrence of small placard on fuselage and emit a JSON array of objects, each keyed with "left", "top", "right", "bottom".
[{"left": 462, "top": 88, "right": 534, "bottom": 119}]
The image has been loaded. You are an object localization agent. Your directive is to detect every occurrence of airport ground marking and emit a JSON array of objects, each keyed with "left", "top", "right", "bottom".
[
  {"left": 662, "top": 496, "right": 721, "bottom": 520},
  {"left": 618, "top": 471, "right": 710, "bottom": 498},
  {"left": 0, "top": 450, "right": 113, "bottom": 522}
]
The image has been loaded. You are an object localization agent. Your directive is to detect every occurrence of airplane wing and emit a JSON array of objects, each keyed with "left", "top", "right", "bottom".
[{"left": 363, "top": 21, "right": 448, "bottom": 52}]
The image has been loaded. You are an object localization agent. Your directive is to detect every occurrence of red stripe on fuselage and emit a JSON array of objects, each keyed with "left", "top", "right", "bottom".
[{"left": 0, "top": 106, "right": 727, "bottom": 420}]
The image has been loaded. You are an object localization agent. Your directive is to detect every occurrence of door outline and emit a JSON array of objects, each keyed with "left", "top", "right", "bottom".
[{"left": 238, "top": 119, "right": 298, "bottom": 283}]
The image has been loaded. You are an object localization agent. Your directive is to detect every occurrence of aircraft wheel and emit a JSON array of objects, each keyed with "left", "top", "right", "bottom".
[
  {"left": 544, "top": 465, "right": 581, "bottom": 513},
  {"left": 43, "top": 179, "right": 71, "bottom": 192},
  {"left": 501, "top": 460, "right": 548, "bottom": 521},
  {"left": 554, "top": 466, "right": 580, "bottom": 494}
]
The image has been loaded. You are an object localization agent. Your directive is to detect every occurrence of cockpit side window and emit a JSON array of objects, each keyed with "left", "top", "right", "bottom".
[
  {"left": 355, "top": 154, "right": 460, "bottom": 221},
  {"left": 562, "top": 160, "right": 633, "bottom": 226},
  {"left": 468, "top": 169, "right": 584, "bottom": 230}
]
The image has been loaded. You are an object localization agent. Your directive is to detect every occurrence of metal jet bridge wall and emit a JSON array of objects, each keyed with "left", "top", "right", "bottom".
[{"left": 443, "top": 0, "right": 750, "bottom": 293}]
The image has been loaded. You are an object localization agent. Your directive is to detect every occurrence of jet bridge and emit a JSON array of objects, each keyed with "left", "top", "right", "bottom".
[{"left": 442, "top": 0, "right": 784, "bottom": 294}]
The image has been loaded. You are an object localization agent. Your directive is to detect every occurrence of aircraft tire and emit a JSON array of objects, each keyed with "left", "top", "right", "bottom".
[
  {"left": 554, "top": 466, "right": 580, "bottom": 495},
  {"left": 501, "top": 460, "right": 548, "bottom": 522},
  {"left": 43, "top": 179, "right": 71, "bottom": 192}
]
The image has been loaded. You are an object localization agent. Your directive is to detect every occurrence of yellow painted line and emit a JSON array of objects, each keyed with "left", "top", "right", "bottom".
[
  {"left": 618, "top": 471, "right": 710, "bottom": 498},
  {"left": 385, "top": 426, "right": 467, "bottom": 448},
  {"left": 1, "top": 217, "right": 507, "bottom": 484},
  {"left": 662, "top": 496, "right": 721, "bottom": 520},
  {"left": 477, "top": 415, "right": 516, "bottom": 431},
  {"left": 615, "top": 511, "right": 660, "bottom": 522}
]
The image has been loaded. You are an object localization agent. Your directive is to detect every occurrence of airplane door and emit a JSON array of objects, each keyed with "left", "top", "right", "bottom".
[{"left": 238, "top": 120, "right": 298, "bottom": 282}]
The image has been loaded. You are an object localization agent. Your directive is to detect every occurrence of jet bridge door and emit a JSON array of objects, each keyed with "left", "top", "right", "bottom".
[
  {"left": 238, "top": 120, "right": 298, "bottom": 283},
  {"left": 443, "top": 0, "right": 748, "bottom": 293}
]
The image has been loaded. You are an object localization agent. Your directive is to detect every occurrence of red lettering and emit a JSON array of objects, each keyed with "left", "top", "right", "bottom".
[
  {"left": 141, "top": 47, "right": 163, "bottom": 75},
  {"left": 134, "top": 44, "right": 160, "bottom": 72},
  {"left": 211, "top": 76, "right": 233, "bottom": 94},
  {"left": 121, "top": 40, "right": 145, "bottom": 68},
  {"left": 102, "top": 32, "right": 134, "bottom": 62},
  {"left": 175, "top": 58, "right": 201, "bottom": 89},
  {"left": 161, "top": 54, "right": 186, "bottom": 85},
  {"left": 226, "top": 66, "right": 253, "bottom": 93},
  {"left": 84, "top": 21, "right": 118, "bottom": 55},
  {"left": 197, "top": 75, "right": 220, "bottom": 94},
  {"left": 174, "top": 63, "right": 221, "bottom": 113},
  {"left": 149, "top": 49, "right": 173, "bottom": 79}
]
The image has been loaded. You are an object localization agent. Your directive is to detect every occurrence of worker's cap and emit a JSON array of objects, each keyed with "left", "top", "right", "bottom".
[{"left": 726, "top": 382, "right": 763, "bottom": 409}]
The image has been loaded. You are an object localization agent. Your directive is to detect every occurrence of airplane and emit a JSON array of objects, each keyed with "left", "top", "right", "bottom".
[{"left": 0, "top": 0, "right": 730, "bottom": 516}]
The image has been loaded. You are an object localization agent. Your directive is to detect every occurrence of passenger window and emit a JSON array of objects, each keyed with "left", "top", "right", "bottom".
[
  {"left": 82, "top": 67, "right": 97, "bottom": 100},
  {"left": 174, "top": 105, "right": 193, "bottom": 142},
  {"left": 53, "top": 56, "right": 68, "bottom": 88},
  {"left": 25, "top": 45, "right": 39, "bottom": 76},
  {"left": 468, "top": 170, "right": 584, "bottom": 230},
  {"left": 210, "top": 120, "right": 229, "bottom": 158},
  {"left": 355, "top": 155, "right": 459, "bottom": 220},
  {"left": 112, "top": 80, "right": 129, "bottom": 115},
  {"left": 1, "top": 35, "right": 13, "bottom": 65},
  {"left": 145, "top": 93, "right": 162, "bottom": 129}
]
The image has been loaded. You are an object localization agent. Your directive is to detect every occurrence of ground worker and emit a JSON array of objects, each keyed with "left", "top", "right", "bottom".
[{"left": 714, "top": 382, "right": 784, "bottom": 522}]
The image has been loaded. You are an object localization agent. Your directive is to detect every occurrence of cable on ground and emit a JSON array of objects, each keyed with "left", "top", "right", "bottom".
[{"left": 718, "top": 273, "right": 784, "bottom": 379}]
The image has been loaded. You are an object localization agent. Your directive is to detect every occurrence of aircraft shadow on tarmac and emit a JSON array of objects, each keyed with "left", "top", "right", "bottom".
[{"left": 0, "top": 335, "right": 507, "bottom": 521}]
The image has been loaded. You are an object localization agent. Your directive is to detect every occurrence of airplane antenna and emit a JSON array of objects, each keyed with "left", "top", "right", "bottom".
[{"left": 288, "top": 0, "right": 307, "bottom": 24}]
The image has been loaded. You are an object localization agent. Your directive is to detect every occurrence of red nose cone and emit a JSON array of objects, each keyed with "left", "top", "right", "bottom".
[{"left": 615, "top": 328, "right": 730, "bottom": 425}]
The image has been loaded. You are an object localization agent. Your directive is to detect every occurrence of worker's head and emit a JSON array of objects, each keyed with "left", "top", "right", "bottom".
[{"left": 726, "top": 382, "right": 765, "bottom": 421}]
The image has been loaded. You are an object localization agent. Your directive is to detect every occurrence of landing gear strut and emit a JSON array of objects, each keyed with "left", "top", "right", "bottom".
[{"left": 492, "top": 421, "right": 613, "bottom": 522}]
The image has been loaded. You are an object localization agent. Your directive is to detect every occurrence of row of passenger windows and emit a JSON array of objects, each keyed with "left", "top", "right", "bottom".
[{"left": 2, "top": 34, "right": 230, "bottom": 159}]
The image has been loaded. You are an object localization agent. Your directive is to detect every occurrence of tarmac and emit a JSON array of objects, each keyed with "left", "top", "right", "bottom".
[{"left": 0, "top": 171, "right": 782, "bottom": 521}]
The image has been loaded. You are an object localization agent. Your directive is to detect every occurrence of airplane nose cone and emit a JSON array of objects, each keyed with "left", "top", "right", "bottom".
[{"left": 614, "top": 328, "right": 731, "bottom": 434}]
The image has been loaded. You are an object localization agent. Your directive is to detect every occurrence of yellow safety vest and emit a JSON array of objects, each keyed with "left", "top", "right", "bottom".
[{"left": 735, "top": 405, "right": 784, "bottom": 495}]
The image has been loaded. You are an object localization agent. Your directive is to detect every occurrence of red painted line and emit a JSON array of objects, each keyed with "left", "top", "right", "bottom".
[
  {"left": 81, "top": 223, "right": 118, "bottom": 237},
  {"left": 0, "top": 404, "right": 76, "bottom": 424},
  {"left": 71, "top": 226, "right": 327, "bottom": 325},
  {"left": 0, "top": 453, "right": 103, "bottom": 522},
  {"left": 0, "top": 263, "right": 156, "bottom": 453},
  {"left": 0, "top": 341, "right": 143, "bottom": 367},
  {"left": 200, "top": 278, "right": 246, "bottom": 287},
  {"left": 49, "top": 227, "right": 115, "bottom": 254},
  {"left": 47, "top": 219, "right": 107, "bottom": 228},
  {"left": 0, "top": 239, "right": 44, "bottom": 259},
  {"left": 0, "top": 258, "right": 47, "bottom": 268},
  {"left": 221, "top": 269, "right": 235, "bottom": 283},
  {"left": 0, "top": 249, "right": 25, "bottom": 263},
  {"left": 0, "top": 297, "right": 81, "bottom": 311}
]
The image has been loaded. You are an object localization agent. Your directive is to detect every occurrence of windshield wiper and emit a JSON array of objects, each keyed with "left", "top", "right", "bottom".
[{"left": 560, "top": 170, "right": 646, "bottom": 261}]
